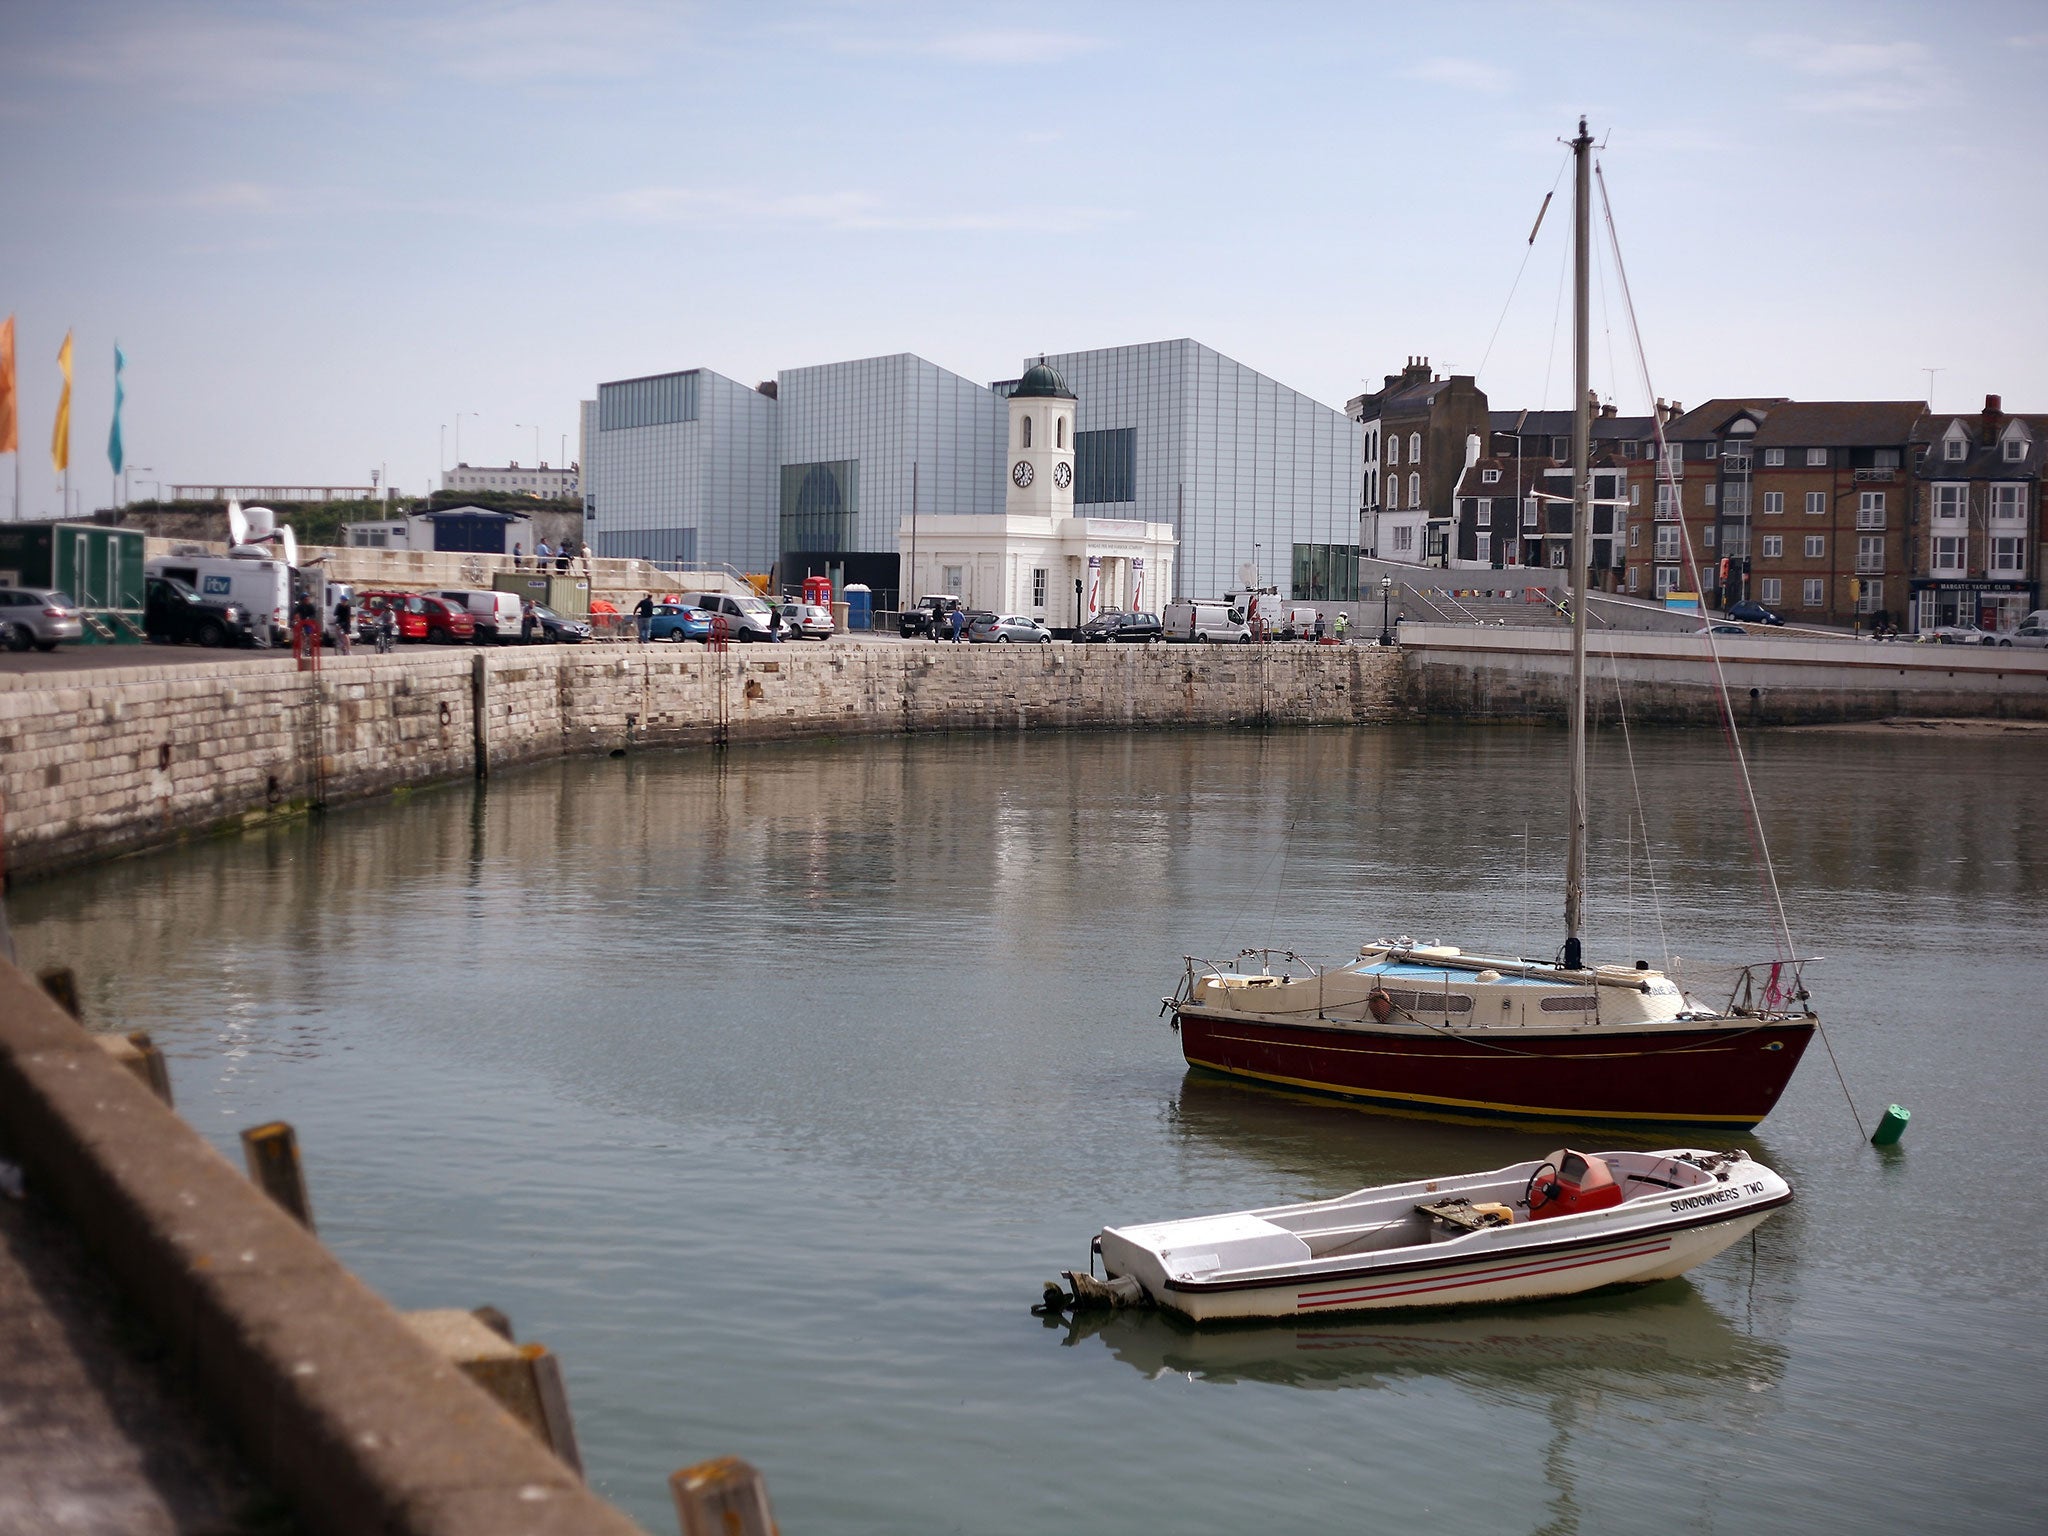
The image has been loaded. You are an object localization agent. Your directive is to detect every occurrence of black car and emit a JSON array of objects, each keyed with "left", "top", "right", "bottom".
[
  {"left": 1076, "top": 610, "right": 1129, "bottom": 642},
  {"left": 523, "top": 602, "right": 591, "bottom": 643},
  {"left": 1725, "top": 600, "right": 1785, "bottom": 627},
  {"left": 144, "top": 575, "right": 249, "bottom": 648},
  {"left": 1077, "top": 610, "right": 1164, "bottom": 643}
]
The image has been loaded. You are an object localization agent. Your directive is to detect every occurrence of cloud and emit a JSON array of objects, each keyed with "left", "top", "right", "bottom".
[
  {"left": 599, "top": 185, "right": 1121, "bottom": 233},
  {"left": 407, "top": 0, "right": 692, "bottom": 83},
  {"left": 1751, "top": 34, "right": 1940, "bottom": 114},
  {"left": 920, "top": 30, "right": 1102, "bottom": 65},
  {"left": 1404, "top": 57, "right": 1511, "bottom": 93}
]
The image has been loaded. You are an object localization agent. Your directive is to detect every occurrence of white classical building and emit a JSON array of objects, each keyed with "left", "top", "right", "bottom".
[
  {"left": 442, "top": 461, "right": 581, "bottom": 499},
  {"left": 895, "top": 363, "right": 1176, "bottom": 625}
]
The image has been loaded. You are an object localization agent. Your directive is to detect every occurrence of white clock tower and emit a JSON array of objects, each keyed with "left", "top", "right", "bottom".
[{"left": 1005, "top": 361, "right": 1077, "bottom": 519}]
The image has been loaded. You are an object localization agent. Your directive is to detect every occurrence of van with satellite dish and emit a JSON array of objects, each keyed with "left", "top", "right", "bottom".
[
  {"left": 144, "top": 554, "right": 291, "bottom": 646},
  {"left": 1162, "top": 599, "right": 1251, "bottom": 643}
]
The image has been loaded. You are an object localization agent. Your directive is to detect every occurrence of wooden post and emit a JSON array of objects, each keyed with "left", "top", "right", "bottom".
[
  {"left": 94, "top": 1030, "right": 174, "bottom": 1106},
  {"left": 670, "top": 1457, "right": 778, "bottom": 1536},
  {"left": 471, "top": 648, "right": 491, "bottom": 779},
  {"left": 37, "top": 965, "right": 81, "bottom": 1019},
  {"left": 400, "top": 1309, "right": 584, "bottom": 1475},
  {"left": 240, "top": 1121, "right": 315, "bottom": 1231}
]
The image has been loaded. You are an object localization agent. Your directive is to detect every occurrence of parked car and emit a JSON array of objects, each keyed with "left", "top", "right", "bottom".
[
  {"left": 1108, "top": 611, "right": 1163, "bottom": 643},
  {"left": 1725, "top": 600, "right": 1784, "bottom": 626},
  {"left": 1162, "top": 599, "right": 1252, "bottom": 643},
  {"left": 1076, "top": 610, "right": 1129, "bottom": 642},
  {"left": 358, "top": 590, "right": 476, "bottom": 643},
  {"left": 899, "top": 593, "right": 963, "bottom": 639},
  {"left": 779, "top": 601, "right": 835, "bottom": 640},
  {"left": 0, "top": 586, "right": 84, "bottom": 651},
  {"left": 1697, "top": 622, "right": 1748, "bottom": 636},
  {"left": 675, "top": 590, "right": 784, "bottom": 642},
  {"left": 435, "top": 588, "right": 523, "bottom": 644},
  {"left": 1925, "top": 623, "right": 2000, "bottom": 645},
  {"left": 523, "top": 602, "right": 591, "bottom": 643},
  {"left": 968, "top": 613, "right": 1053, "bottom": 644},
  {"left": 144, "top": 575, "right": 249, "bottom": 648},
  {"left": 647, "top": 604, "right": 714, "bottom": 643},
  {"left": 2009, "top": 614, "right": 2048, "bottom": 649}
]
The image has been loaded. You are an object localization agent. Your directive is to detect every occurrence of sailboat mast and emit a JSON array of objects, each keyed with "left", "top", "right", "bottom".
[{"left": 1563, "top": 117, "right": 1593, "bottom": 973}]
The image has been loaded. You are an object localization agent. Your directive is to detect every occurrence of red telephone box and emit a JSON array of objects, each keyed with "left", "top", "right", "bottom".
[{"left": 801, "top": 575, "right": 832, "bottom": 608}]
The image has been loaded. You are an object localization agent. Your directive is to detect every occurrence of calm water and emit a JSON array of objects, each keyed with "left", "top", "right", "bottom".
[{"left": 16, "top": 725, "right": 2048, "bottom": 1534}]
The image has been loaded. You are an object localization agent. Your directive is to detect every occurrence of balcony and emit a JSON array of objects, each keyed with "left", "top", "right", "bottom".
[
  {"left": 1855, "top": 557, "right": 1885, "bottom": 574},
  {"left": 1854, "top": 468, "right": 1896, "bottom": 483}
]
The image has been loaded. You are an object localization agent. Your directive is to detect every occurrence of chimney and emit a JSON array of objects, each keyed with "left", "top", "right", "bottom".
[{"left": 1600, "top": 402, "right": 1617, "bottom": 419}]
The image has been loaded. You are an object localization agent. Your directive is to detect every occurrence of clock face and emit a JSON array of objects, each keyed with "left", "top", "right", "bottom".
[
  {"left": 1012, "top": 460, "right": 1035, "bottom": 488},
  {"left": 1052, "top": 461, "right": 1072, "bottom": 490}
]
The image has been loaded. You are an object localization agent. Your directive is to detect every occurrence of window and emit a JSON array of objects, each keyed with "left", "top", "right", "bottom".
[
  {"left": 1056, "top": 419, "right": 1065, "bottom": 449},
  {"left": 1021, "top": 417, "right": 1032, "bottom": 448},
  {"left": 1655, "top": 565, "right": 1681, "bottom": 596},
  {"left": 1656, "top": 483, "right": 1679, "bottom": 519},
  {"left": 1661, "top": 443, "right": 1684, "bottom": 470},
  {"left": 1806, "top": 448, "right": 1828, "bottom": 466},
  {"left": 1482, "top": 467, "right": 1500, "bottom": 484},
  {"left": 1934, "top": 484, "right": 1966, "bottom": 521},
  {"left": 943, "top": 565, "right": 964, "bottom": 591},
  {"left": 1628, "top": 566, "right": 1641, "bottom": 592},
  {"left": 1944, "top": 436, "right": 1965, "bottom": 461},
  {"left": 1705, "top": 442, "right": 1719, "bottom": 459},
  {"left": 1760, "top": 578, "right": 1783, "bottom": 604},
  {"left": 1761, "top": 535, "right": 1783, "bottom": 558},
  {"left": 1704, "top": 485, "right": 1717, "bottom": 507},
  {"left": 1803, "top": 578, "right": 1824, "bottom": 607},
  {"left": 1857, "top": 492, "right": 1886, "bottom": 528},
  {"left": 1409, "top": 472, "right": 1420, "bottom": 507},
  {"left": 2004, "top": 437, "right": 2025, "bottom": 462},
  {"left": 1549, "top": 544, "right": 1568, "bottom": 568},
  {"left": 1856, "top": 535, "right": 1884, "bottom": 573},
  {"left": 1409, "top": 431, "right": 1421, "bottom": 462},
  {"left": 1293, "top": 543, "right": 1361, "bottom": 600},
  {"left": 1763, "top": 491, "right": 1784, "bottom": 514},
  {"left": 1385, "top": 479, "right": 1399, "bottom": 510},
  {"left": 1991, "top": 483, "right": 2026, "bottom": 521},
  {"left": 1654, "top": 525, "right": 1681, "bottom": 560},
  {"left": 1874, "top": 448, "right": 1901, "bottom": 469},
  {"left": 1856, "top": 580, "right": 1881, "bottom": 615},
  {"left": 1806, "top": 491, "right": 1826, "bottom": 515},
  {"left": 1622, "top": 441, "right": 1640, "bottom": 459},
  {"left": 1704, "top": 525, "right": 1717, "bottom": 548},
  {"left": 1993, "top": 536, "right": 2024, "bottom": 573},
  {"left": 1075, "top": 428, "right": 1136, "bottom": 504},
  {"left": 1804, "top": 536, "right": 1825, "bottom": 558},
  {"left": 1032, "top": 568, "right": 1047, "bottom": 607},
  {"left": 1553, "top": 436, "right": 1574, "bottom": 459},
  {"left": 1629, "top": 525, "right": 1640, "bottom": 547},
  {"left": 1764, "top": 448, "right": 1785, "bottom": 466},
  {"left": 1475, "top": 498, "right": 1492, "bottom": 527},
  {"left": 1387, "top": 435, "right": 1399, "bottom": 467},
  {"left": 1392, "top": 525, "right": 1414, "bottom": 552},
  {"left": 1522, "top": 498, "right": 1538, "bottom": 528},
  {"left": 1475, "top": 532, "right": 1491, "bottom": 563},
  {"left": 1932, "top": 535, "right": 1964, "bottom": 573}
]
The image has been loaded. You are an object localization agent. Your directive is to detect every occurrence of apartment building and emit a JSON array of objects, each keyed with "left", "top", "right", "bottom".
[
  {"left": 1348, "top": 358, "right": 1487, "bottom": 566},
  {"left": 1452, "top": 402, "right": 1659, "bottom": 585},
  {"left": 1909, "top": 395, "right": 2043, "bottom": 633}
]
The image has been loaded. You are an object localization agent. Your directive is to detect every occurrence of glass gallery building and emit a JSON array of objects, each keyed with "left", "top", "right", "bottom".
[{"left": 582, "top": 338, "right": 1363, "bottom": 611}]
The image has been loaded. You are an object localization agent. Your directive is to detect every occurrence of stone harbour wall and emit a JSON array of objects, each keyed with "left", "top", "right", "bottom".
[{"left": 0, "top": 643, "right": 1402, "bottom": 879}]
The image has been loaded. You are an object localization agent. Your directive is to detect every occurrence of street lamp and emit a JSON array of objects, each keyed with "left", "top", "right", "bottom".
[
  {"left": 516, "top": 422, "right": 542, "bottom": 471},
  {"left": 125, "top": 465, "right": 153, "bottom": 506},
  {"left": 1379, "top": 574, "right": 1394, "bottom": 647}
]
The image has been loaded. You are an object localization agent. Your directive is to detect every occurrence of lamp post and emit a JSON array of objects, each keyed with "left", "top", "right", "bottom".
[
  {"left": 1379, "top": 574, "right": 1394, "bottom": 647},
  {"left": 125, "top": 464, "right": 153, "bottom": 507},
  {"left": 516, "top": 422, "right": 541, "bottom": 471}
]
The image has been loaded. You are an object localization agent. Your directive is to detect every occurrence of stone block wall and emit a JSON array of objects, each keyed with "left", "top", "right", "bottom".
[{"left": 0, "top": 644, "right": 1402, "bottom": 879}]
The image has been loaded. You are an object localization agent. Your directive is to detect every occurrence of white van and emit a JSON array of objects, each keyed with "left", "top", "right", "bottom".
[
  {"left": 2010, "top": 610, "right": 2048, "bottom": 649},
  {"left": 146, "top": 553, "right": 291, "bottom": 646},
  {"left": 1163, "top": 599, "right": 1251, "bottom": 643},
  {"left": 436, "top": 589, "right": 524, "bottom": 643}
]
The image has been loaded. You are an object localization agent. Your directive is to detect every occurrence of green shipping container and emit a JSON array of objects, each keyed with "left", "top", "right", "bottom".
[
  {"left": 492, "top": 571, "right": 590, "bottom": 617},
  {"left": 0, "top": 522, "right": 147, "bottom": 643}
]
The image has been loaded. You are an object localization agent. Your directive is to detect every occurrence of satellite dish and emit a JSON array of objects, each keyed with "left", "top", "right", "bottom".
[
  {"left": 280, "top": 524, "right": 300, "bottom": 568},
  {"left": 227, "top": 500, "right": 250, "bottom": 547},
  {"left": 1237, "top": 561, "right": 1260, "bottom": 588}
]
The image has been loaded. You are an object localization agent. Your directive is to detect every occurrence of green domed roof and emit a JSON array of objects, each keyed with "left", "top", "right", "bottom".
[{"left": 1012, "top": 362, "right": 1075, "bottom": 400}]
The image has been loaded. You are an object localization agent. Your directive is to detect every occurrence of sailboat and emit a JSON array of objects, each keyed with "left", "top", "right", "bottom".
[{"left": 1166, "top": 121, "right": 1817, "bottom": 1131}]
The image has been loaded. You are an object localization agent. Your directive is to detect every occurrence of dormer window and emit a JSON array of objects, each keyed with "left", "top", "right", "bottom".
[
  {"left": 1944, "top": 433, "right": 1966, "bottom": 461},
  {"left": 1482, "top": 468, "right": 1501, "bottom": 484},
  {"left": 2004, "top": 437, "right": 2025, "bottom": 462}
]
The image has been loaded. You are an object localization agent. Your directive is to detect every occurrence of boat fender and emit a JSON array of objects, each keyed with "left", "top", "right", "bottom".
[{"left": 1367, "top": 987, "right": 1394, "bottom": 1024}]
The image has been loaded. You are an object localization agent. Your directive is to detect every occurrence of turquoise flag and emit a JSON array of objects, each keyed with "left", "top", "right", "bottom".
[{"left": 107, "top": 343, "right": 125, "bottom": 475}]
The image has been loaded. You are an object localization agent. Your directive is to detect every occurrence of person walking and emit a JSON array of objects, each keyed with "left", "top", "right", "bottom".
[
  {"left": 334, "top": 595, "right": 353, "bottom": 655},
  {"left": 634, "top": 592, "right": 654, "bottom": 643},
  {"left": 948, "top": 601, "right": 965, "bottom": 643},
  {"left": 512, "top": 542, "right": 524, "bottom": 569},
  {"left": 1333, "top": 610, "right": 1350, "bottom": 644},
  {"left": 535, "top": 538, "right": 552, "bottom": 567}
]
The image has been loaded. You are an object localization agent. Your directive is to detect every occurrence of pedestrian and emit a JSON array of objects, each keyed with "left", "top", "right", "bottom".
[
  {"left": 512, "top": 542, "right": 523, "bottom": 569},
  {"left": 949, "top": 602, "right": 965, "bottom": 643},
  {"left": 334, "top": 595, "right": 353, "bottom": 655},
  {"left": 555, "top": 538, "right": 571, "bottom": 573},
  {"left": 1334, "top": 611, "right": 1350, "bottom": 644},
  {"left": 1313, "top": 610, "right": 1326, "bottom": 643},
  {"left": 536, "top": 538, "right": 552, "bottom": 566},
  {"left": 521, "top": 600, "right": 537, "bottom": 643},
  {"left": 635, "top": 592, "right": 654, "bottom": 643},
  {"left": 376, "top": 602, "right": 396, "bottom": 653}
]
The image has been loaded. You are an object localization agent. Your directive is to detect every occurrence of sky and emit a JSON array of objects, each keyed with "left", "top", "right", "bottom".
[{"left": 3, "top": 0, "right": 2045, "bottom": 515}]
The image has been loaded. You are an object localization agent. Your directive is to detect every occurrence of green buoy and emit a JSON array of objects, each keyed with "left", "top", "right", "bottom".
[{"left": 1871, "top": 1104, "right": 1910, "bottom": 1146}]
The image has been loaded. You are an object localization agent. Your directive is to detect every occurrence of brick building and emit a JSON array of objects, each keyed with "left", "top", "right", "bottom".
[
  {"left": 1348, "top": 359, "right": 1487, "bottom": 565},
  {"left": 1449, "top": 402, "right": 1660, "bottom": 585},
  {"left": 1909, "top": 395, "right": 2043, "bottom": 633}
]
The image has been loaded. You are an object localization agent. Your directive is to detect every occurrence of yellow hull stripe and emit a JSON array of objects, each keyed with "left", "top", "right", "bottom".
[{"left": 1183, "top": 1056, "right": 1763, "bottom": 1125}]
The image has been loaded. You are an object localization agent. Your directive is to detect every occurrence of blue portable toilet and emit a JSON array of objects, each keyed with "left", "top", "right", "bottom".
[{"left": 844, "top": 583, "right": 872, "bottom": 631}]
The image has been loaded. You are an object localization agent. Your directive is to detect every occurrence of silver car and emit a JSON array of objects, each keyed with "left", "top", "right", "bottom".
[
  {"left": 778, "top": 601, "right": 835, "bottom": 640},
  {"left": 0, "top": 587, "right": 84, "bottom": 651},
  {"left": 967, "top": 613, "right": 1053, "bottom": 644}
]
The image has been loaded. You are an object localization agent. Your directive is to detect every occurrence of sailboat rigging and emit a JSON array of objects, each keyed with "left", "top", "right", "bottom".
[{"left": 1165, "top": 119, "right": 1818, "bottom": 1131}]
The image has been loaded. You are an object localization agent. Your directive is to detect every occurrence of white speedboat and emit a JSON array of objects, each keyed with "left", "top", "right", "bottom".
[{"left": 1090, "top": 1148, "right": 1790, "bottom": 1322}]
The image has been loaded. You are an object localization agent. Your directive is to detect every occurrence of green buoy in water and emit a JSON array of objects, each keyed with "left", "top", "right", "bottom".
[{"left": 1871, "top": 1104, "right": 1910, "bottom": 1146}]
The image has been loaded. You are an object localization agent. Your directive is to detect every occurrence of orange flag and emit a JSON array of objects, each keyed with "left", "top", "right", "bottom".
[
  {"left": 0, "top": 316, "right": 16, "bottom": 454},
  {"left": 52, "top": 329, "right": 73, "bottom": 474}
]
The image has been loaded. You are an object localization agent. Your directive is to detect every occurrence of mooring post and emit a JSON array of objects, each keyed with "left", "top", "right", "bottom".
[
  {"left": 240, "top": 1121, "right": 315, "bottom": 1231},
  {"left": 36, "top": 965, "right": 81, "bottom": 1019},
  {"left": 670, "top": 1456, "right": 778, "bottom": 1536},
  {"left": 94, "top": 1030, "right": 174, "bottom": 1106},
  {"left": 399, "top": 1309, "right": 584, "bottom": 1474},
  {"left": 472, "top": 649, "right": 491, "bottom": 779}
]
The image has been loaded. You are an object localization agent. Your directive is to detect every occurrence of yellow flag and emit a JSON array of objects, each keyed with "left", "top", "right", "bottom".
[
  {"left": 52, "top": 329, "right": 72, "bottom": 474},
  {"left": 0, "top": 316, "right": 17, "bottom": 455}
]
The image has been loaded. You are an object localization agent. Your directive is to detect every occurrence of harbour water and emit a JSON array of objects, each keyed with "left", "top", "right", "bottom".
[{"left": 16, "top": 724, "right": 2047, "bottom": 1534}]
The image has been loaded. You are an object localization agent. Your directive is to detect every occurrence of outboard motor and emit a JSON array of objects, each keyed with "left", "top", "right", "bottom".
[{"left": 1527, "top": 1149, "right": 1623, "bottom": 1220}]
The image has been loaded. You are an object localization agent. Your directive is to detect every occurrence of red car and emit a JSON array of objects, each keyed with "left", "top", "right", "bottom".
[{"left": 358, "top": 591, "right": 477, "bottom": 644}]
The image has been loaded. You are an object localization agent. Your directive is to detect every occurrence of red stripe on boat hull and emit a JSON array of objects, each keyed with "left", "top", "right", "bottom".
[{"left": 1178, "top": 1010, "right": 1813, "bottom": 1129}]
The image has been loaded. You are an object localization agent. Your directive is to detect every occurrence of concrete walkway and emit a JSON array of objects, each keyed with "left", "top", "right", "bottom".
[{"left": 0, "top": 1190, "right": 282, "bottom": 1536}]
